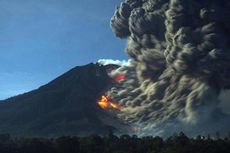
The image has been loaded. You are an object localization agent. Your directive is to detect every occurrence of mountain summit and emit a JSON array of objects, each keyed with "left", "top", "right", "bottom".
[{"left": 0, "top": 63, "right": 127, "bottom": 137}]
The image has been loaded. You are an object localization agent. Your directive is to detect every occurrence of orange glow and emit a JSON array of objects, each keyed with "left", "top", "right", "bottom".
[
  {"left": 113, "top": 73, "right": 126, "bottom": 83},
  {"left": 97, "top": 95, "right": 121, "bottom": 111}
]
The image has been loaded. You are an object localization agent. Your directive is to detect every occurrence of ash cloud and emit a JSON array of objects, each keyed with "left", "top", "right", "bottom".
[{"left": 109, "top": 0, "right": 230, "bottom": 137}]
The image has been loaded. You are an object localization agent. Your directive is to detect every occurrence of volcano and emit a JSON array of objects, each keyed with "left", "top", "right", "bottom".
[{"left": 0, "top": 63, "right": 128, "bottom": 137}]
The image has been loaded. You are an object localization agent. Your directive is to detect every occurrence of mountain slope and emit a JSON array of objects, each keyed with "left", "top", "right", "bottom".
[{"left": 0, "top": 63, "right": 127, "bottom": 137}]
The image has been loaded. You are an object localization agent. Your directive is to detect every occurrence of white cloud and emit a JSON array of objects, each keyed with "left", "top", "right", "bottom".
[{"left": 97, "top": 59, "right": 131, "bottom": 66}]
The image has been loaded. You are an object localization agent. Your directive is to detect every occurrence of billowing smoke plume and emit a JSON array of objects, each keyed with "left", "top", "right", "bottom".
[{"left": 109, "top": 0, "right": 230, "bottom": 136}]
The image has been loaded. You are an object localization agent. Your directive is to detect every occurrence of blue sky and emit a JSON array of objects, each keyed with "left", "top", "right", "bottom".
[{"left": 0, "top": 0, "right": 127, "bottom": 100}]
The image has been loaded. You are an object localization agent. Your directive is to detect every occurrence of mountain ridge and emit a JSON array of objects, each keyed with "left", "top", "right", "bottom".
[{"left": 0, "top": 63, "right": 128, "bottom": 137}]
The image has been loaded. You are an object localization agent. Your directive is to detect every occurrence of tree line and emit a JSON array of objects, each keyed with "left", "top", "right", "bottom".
[{"left": 0, "top": 132, "right": 229, "bottom": 153}]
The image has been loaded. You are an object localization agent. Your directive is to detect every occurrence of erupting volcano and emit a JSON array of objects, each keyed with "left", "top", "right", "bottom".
[
  {"left": 101, "top": 0, "right": 230, "bottom": 137},
  {"left": 97, "top": 95, "right": 121, "bottom": 111}
]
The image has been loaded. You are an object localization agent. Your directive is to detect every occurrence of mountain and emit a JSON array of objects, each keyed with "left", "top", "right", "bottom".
[{"left": 0, "top": 63, "right": 128, "bottom": 137}]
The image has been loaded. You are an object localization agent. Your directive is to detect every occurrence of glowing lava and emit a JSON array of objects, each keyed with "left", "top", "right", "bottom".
[
  {"left": 97, "top": 95, "right": 121, "bottom": 111},
  {"left": 113, "top": 73, "right": 126, "bottom": 83}
]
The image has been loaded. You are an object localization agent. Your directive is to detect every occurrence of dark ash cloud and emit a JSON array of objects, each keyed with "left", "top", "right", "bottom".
[{"left": 109, "top": 0, "right": 230, "bottom": 137}]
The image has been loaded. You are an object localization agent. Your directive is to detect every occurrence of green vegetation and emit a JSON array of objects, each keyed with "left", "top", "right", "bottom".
[{"left": 0, "top": 132, "right": 229, "bottom": 153}]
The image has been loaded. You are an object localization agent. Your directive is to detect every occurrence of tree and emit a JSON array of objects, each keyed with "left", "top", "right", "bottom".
[{"left": 55, "top": 136, "right": 79, "bottom": 153}]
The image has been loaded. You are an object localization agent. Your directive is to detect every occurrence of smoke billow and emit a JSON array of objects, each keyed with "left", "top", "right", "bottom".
[{"left": 109, "top": 0, "right": 230, "bottom": 136}]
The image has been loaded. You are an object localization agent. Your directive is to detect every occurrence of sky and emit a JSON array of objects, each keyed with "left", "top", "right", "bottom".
[{"left": 0, "top": 0, "right": 127, "bottom": 100}]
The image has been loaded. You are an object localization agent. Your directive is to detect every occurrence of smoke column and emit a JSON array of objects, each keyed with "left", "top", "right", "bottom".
[{"left": 109, "top": 0, "right": 230, "bottom": 136}]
